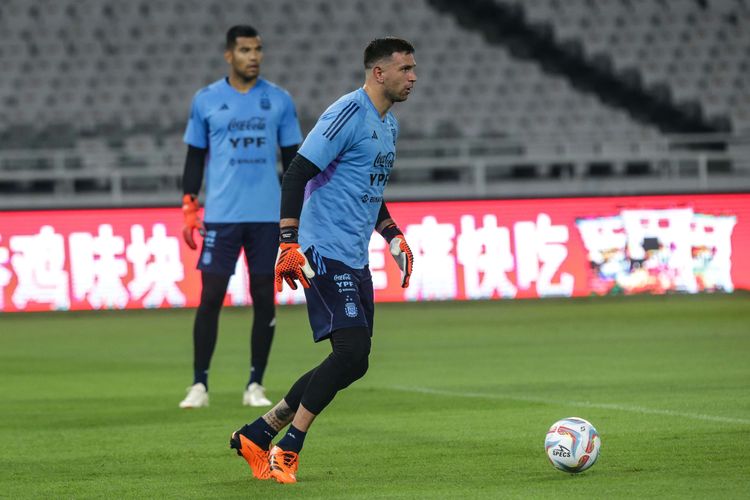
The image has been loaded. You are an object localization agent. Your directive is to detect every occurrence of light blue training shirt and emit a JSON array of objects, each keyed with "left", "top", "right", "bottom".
[
  {"left": 298, "top": 88, "right": 399, "bottom": 268},
  {"left": 184, "top": 77, "right": 303, "bottom": 222}
]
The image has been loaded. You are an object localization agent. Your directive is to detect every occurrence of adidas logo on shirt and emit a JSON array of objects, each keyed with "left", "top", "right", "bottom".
[
  {"left": 219, "top": 103, "right": 229, "bottom": 111},
  {"left": 371, "top": 131, "right": 378, "bottom": 139}
]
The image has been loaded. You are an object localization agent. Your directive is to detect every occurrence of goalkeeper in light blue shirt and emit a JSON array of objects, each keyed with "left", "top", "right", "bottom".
[
  {"left": 230, "top": 37, "right": 417, "bottom": 484},
  {"left": 178, "top": 25, "right": 303, "bottom": 410}
]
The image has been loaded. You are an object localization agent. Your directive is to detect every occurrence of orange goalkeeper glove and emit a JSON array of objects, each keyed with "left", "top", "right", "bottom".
[
  {"left": 275, "top": 227, "right": 315, "bottom": 292},
  {"left": 380, "top": 223, "right": 413, "bottom": 288},
  {"left": 181, "top": 194, "right": 205, "bottom": 250}
]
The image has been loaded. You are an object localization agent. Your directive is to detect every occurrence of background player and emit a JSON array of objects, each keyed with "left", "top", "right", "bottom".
[
  {"left": 229, "top": 37, "right": 417, "bottom": 483},
  {"left": 179, "top": 25, "right": 303, "bottom": 408}
]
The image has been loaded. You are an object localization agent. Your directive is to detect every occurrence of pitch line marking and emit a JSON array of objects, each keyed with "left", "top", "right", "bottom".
[{"left": 387, "top": 385, "right": 750, "bottom": 425}]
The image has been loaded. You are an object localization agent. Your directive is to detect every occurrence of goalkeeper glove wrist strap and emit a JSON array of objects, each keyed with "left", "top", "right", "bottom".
[
  {"left": 380, "top": 223, "right": 402, "bottom": 243},
  {"left": 280, "top": 226, "right": 299, "bottom": 244}
]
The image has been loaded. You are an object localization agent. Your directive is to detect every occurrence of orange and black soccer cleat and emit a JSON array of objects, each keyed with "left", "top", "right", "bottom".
[
  {"left": 229, "top": 428, "right": 271, "bottom": 480},
  {"left": 269, "top": 445, "right": 299, "bottom": 484}
]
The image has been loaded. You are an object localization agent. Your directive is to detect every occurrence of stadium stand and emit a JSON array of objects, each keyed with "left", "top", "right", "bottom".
[
  {"left": 0, "top": 0, "right": 748, "bottom": 207},
  {"left": 504, "top": 0, "right": 750, "bottom": 132},
  {"left": 0, "top": 0, "right": 660, "bottom": 140}
]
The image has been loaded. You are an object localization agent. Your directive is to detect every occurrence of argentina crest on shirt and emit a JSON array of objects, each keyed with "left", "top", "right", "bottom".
[{"left": 344, "top": 299, "right": 358, "bottom": 318}]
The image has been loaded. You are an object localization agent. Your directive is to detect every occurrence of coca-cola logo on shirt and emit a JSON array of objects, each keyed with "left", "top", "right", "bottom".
[{"left": 228, "top": 117, "right": 266, "bottom": 131}]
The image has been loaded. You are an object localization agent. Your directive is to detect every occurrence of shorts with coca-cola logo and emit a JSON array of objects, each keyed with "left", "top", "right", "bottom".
[{"left": 303, "top": 246, "right": 374, "bottom": 342}]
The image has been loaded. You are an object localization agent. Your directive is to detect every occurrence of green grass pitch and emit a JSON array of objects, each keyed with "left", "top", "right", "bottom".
[{"left": 1, "top": 293, "right": 749, "bottom": 498}]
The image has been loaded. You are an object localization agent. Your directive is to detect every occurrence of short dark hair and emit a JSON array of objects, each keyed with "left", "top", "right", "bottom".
[
  {"left": 364, "top": 37, "right": 415, "bottom": 68},
  {"left": 226, "top": 25, "right": 260, "bottom": 50}
]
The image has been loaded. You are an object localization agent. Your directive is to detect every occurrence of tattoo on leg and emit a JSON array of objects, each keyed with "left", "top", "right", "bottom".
[{"left": 262, "top": 400, "right": 295, "bottom": 431}]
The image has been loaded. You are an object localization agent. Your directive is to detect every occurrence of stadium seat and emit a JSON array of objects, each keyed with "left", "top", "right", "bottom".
[
  {"left": 0, "top": 0, "right": 672, "bottom": 147},
  {"left": 507, "top": 0, "right": 750, "bottom": 133}
]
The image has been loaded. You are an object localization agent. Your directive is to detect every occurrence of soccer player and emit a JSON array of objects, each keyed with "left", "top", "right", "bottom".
[
  {"left": 178, "top": 25, "right": 303, "bottom": 409},
  {"left": 229, "top": 37, "right": 417, "bottom": 483}
]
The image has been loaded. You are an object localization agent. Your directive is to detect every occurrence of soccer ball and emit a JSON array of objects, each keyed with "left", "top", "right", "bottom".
[{"left": 544, "top": 417, "right": 600, "bottom": 473}]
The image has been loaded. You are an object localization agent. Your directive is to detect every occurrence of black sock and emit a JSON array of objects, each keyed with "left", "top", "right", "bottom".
[
  {"left": 248, "top": 274, "right": 275, "bottom": 386},
  {"left": 192, "top": 273, "right": 229, "bottom": 391},
  {"left": 241, "top": 418, "right": 278, "bottom": 450},
  {"left": 193, "top": 369, "right": 208, "bottom": 389},
  {"left": 248, "top": 367, "right": 263, "bottom": 387},
  {"left": 276, "top": 424, "right": 306, "bottom": 454}
]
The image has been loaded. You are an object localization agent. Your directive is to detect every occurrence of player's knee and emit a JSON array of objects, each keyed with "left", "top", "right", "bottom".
[
  {"left": 346, "top": 356, "right": 369, "bottom": 387},
  {"left": 199, "top": 273, "right": 229, "bottom": 309},
  {"left": 199, "top": 293, "right": 224, "bottom": 311},
  {"left": 331, "top": 327, "right": 371, "bottom": 365},
  {"left": 250, "top": 274, "right": 275, "bottom": 317},
  {"left": 250, "top": 274, "right": 275, "bottom": 304},
  {"left": 353, "top": 334, "right": 371, "bottom": 362}
]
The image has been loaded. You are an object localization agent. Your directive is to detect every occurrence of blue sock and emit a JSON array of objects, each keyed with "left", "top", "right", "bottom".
[
  {"left": 276, "top": 425, "right": 306, "bottom": 453},
  {"left": 241, "top": 418, "right": 278, "bottom": 450},
  {"left": 193, "top": 369, "right": 208, "bottom": 390}
]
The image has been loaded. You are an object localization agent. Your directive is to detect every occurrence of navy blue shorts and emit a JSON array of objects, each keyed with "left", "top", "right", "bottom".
[
  {"left": 198, "top": 222, "right": 279, "bottom": 276},
  {"left": 303, "top": 247, "right": 374, "bottom": 342}
]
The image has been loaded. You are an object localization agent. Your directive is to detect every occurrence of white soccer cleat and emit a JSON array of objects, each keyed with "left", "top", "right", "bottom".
[
  {"left": 243, "top": 383, "right": 272, "bottom": 407},
  {"left": 179, "top": 383, "right": 209, "bottom": 409}
]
